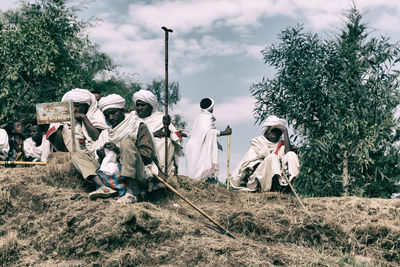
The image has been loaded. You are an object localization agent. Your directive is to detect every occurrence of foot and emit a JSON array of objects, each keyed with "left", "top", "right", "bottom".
[
  {"left": 89, "top": 187, "right": 117, "bottom": 200},
  {"left": 117, "top": 193, "right": 137, "bottom": 204}
]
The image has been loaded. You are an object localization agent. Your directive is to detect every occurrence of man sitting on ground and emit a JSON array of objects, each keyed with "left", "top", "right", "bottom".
[
  {"left": 230, "top": 115, "right": 300, "bottom": 192},
  {"left": 46, "top": 88, "right": 108, "bottom": 156},
  {"left": 24, "top": 125, "right": 51, "bottom": 163},
  {"left": 132, "top": 89, "right": 182, "bottom": 175},
  {"left": 71, "top": 94, "right": 157, "bottom": 204},
  {"left": 0, "top": 128, "right": 9, "bottom": 160}
]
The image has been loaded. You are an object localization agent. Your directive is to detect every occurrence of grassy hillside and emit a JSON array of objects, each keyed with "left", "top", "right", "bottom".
[{"left": 1, "top": 153, "right": 400, "bottom": 266}]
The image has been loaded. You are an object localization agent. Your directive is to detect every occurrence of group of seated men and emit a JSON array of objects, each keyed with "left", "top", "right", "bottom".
[{"left": 0, "top": 88, "right": 300, "bottom": 203}]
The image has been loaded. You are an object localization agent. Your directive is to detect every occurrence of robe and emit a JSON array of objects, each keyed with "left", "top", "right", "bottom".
[
  {"left": 23, "top": 135, "right": 51, "bottom": 162},
  {"left": 0, "top": 129, "right": 9, "bottom": 159},
  {"left": 186, "top": 109, "right": 219, "bottom": 181}
]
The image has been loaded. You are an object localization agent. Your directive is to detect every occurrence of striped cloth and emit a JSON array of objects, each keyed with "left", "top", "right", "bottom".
[{"left": 96, "top": 163, "right": 126, "bottom": 199}]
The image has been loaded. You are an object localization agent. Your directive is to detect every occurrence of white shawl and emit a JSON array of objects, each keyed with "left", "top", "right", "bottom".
[
  {"left": 23, "top": 135, "right": 51, "bottom": 162},
  {"left": 0, "top": 129, "right": 9, "bottom": 154},
  {"left": 186, "top": 109, "right": 219, "bottom": 180}
]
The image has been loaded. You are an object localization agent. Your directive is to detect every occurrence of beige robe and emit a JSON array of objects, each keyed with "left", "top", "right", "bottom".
[
  {"left": 142, "top": 111, "right": 182, "bottom": 175},
  {"left": 230, "top": 136, "right": 300, "bottom": 192}
]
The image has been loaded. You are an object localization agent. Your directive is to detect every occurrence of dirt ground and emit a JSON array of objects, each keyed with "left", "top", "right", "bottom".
[{"left": 1, "top": 154, "right": 400, "bottom": 266}]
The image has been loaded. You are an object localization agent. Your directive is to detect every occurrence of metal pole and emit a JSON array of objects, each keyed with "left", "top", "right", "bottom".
[{"left": 162, "top": 26, "right": 173, "bottom": 176}]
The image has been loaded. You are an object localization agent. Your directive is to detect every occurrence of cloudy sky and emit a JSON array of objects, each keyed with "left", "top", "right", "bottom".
[{"left": 1, "top": 0, "right": 400, "bottom": 180}]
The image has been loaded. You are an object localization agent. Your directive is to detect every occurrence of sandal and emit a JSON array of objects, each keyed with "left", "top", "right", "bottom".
[{"left": 89, "top": 187, "right": 117, "bottom": 200}]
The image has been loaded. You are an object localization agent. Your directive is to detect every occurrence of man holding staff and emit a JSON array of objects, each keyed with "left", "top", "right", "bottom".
[{"left": 230, "top": 115, "right": 300, "bottom": 192}]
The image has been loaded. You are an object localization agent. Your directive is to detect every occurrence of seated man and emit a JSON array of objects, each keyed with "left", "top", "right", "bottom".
[
  {"left": 24, "top": 125, "right": 51, "bottom": 162},
  {"left": 7, "top": 121, "right": 26, "bottom": 161},
  {"left": 46, "top": 88, "right": 108, "bottom": 156},
  {"left": 71, "top": 94, "right": 157, "bottom": 204},
  {"left": 132, "top": 89, "right": 182, "bottom": 175},
  {"left": 0, "top": 128, "right": 10, "bottom": 160},
  {"left": 230, "top": 115, "right": 300, "bottom": 192}
]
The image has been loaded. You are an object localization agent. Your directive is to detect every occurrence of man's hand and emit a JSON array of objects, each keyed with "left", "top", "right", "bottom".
[
  {"left": 96, "top": 148, "right": 105, "bottom": 161},
  {"left": 104, "top": 142, "right": 120, "bottom": 154},
  {"left": 74, "top": 112, "right": 87, "bottom": 122},
  {"left": 153, "top": 127, "right": 171, "bottom": 138},
  {"left": 220, "top": 125, "right": 232, "bottom": 136}
]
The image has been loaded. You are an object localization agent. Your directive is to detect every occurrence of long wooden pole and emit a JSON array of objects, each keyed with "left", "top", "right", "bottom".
[
  {"left": 226, "top": 135, "right": 231, "bottom": 189},
  {"left": 0, "top": 161, "right": 46, "bottom": 165},
  {"left": 162, "top": 26, "right": 173, "bottom": 176},
  {"left": 150, "top": 169, "right": 235, "bottom": 239}
]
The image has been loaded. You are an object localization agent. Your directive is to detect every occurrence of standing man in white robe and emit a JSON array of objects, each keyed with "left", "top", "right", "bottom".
[
  {"left": 186, "top": 98, "right": 232, "bottom": 183},
  {"left": 230, "top": 115, "right": 300, "bottom": 192},
  {"left": 24, "top": 125, "right": 51, "bottom": 162},
  {"left": 46, "top": 88, "right": 109, "bottom": 156},
  {"left": 132, "top": 90, "right": 182, "bottom": 176},
  {"left": 0, "top": 128, "right": 9, "bottom": 160}
]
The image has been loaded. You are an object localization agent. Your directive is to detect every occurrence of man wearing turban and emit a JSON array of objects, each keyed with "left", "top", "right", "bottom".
[
  {"left": 132, "top": 90, "right": 182, "bottom": 176},
  {"left": 71, "top": 94, "right": 157, "bottom": 204},
  {"left": 230, "top": 115, "right": 300, "bottom": 192},
  {"left": 46, "top": 88, "right": 109, "bottom": 156},
  {"left": 186, "top": 98, "right": 232, "bottom": 183}
]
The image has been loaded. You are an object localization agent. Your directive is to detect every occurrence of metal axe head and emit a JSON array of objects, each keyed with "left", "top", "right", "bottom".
[{"left": 161, "top": 26, "right": 173, "bottom": 33}]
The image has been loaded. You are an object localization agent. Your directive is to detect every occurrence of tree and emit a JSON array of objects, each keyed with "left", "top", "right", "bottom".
[
  {"left": 0, "top": 0, "right": 114, "bottom": 125},
  {"left": 251, "top": 7, "right": 400, "bottom": 197}
]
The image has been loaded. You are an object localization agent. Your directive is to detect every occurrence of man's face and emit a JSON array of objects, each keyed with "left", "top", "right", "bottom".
[
  {"left": 13, "top": 122, "right": 23, "bottom": 134},
  {"left": 74, "top": 103, "right": 89, "bottom": 114},
  {"left": 264, "top": 126, "right": 282, "bottom": 143},
  {"left": 103, "top": 108, "right": 125, "bottom": 128},
  {"left": 93, "top": 93, "right": 102, "bottom": 101},
  {"left": 136, "top": 100, "right": 153, "bottom": 118},
  {"left": 30, "top": 125, "right": 42, "bottom": 143}
]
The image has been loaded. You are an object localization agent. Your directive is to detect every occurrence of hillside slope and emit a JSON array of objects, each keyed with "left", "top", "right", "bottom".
[{"left": 1, "top": 154, "right": 400, "bottom": 266}]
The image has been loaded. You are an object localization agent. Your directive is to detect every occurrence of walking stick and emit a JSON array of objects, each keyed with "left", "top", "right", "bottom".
[
  {"left": 281, "top": 170, "right": 312, "bottom": 218},
  {"left": 150, "top": 168, "right": 235, "bottom": 239},
  {"left": 226, "top": 135, "right": 230, "bottom": 189},
  {"left": 0, "top": 161, "right": 46, "bottom": 165},
  {"left": 162, "top": 26, "right": 173, "bottom": 176}
]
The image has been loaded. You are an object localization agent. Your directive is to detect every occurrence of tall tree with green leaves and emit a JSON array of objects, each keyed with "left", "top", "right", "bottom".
[
  {"left": 0, "top": 0, "right": 114, "bottom": 124},
  {"left": 251, "top": 7, "right": 400, "bottom": 197}
]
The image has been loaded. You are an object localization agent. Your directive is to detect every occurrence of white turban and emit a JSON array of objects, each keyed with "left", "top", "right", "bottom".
[
  {"left": 200, "top": 98, "right": 214, "bottom": 112},
  {"left": 61, "top": 88, "right": 93, "bottom": 105},
  {"left": 98, "top": 94, "right": 126, "bottom": 112},
  {"left": 132, "top": 90, "right": 158, "bottom": 112},
  {"left": 262, "top": 115, "right": 286, "bottom": 135}
]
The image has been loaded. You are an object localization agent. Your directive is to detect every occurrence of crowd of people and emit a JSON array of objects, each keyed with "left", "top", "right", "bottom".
[{"left": 0, "top": 88, "right": 300, "bottom": 203}]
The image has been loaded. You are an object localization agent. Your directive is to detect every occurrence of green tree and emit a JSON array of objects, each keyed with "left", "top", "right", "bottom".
[
  {"left": 251, "top": 7, "right": 400, "bottom": 197},
  {"left": 0, "top": 0, "right": 114, "bottom": 124}
]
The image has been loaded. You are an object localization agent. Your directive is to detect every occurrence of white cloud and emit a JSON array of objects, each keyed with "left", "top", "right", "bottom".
[{"left": 374, "top": 13, "right": 400, "bottom": 32}]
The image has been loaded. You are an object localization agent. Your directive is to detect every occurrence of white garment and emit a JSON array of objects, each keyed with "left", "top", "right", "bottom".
[
  {"left": 23, "top": 135, "right": 51, "bottom": 162},
  {"left": 94, "top": 111, "right": 143, "bottom": 153},
  {"left": 99, "top": 148, "right": 119, "bottom": 174},
  {"left": 230, "top": 136, "right": 300, "bottom": 192},
  {"left": 262, "top": 115, "right": 287, "bottom": 135},
  {"left": 142, "top": 111, "right": 182, "bottom": 174},
  {"left": 98, "top": 94, "right": 125, "bottom": 112},
  {"left": 186, "top": 109, "right": 219, "bottom": 181},
  {"left": 0, "top": 129, "right": 9, "bottom": 155},
  {"left": 48, "top": 89, "right": 109, "bottom": 155}
]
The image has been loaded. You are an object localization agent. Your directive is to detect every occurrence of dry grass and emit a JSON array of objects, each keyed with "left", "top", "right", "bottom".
[{"left": 0, "top": 166, "right": 399, "bottom": 266}]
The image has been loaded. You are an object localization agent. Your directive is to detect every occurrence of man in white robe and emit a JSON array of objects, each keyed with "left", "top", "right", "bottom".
[
  {"left": 71, "top": 94, "right": 157, "bottom": 204},
  {"left": 230, "top": 115, "right": 300, "bottom": 192},
  {"left": 132, "top": 90, "right": 182, "bottom": 175},
  {"left": 0, "top": 129, "right": 9, "bottom": 160},
  {"left": 24, "top": 125, "right": 51, "bottom": 162},
  {"left": 186, "top": 98, "right": 232, "bottom": 182},
  {"left": 46, "top": 88, "right": 108, "bottom": 156}
]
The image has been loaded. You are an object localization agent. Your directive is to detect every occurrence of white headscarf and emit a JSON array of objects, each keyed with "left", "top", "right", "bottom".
[
  {"left": 98, "top": 94, "right": 126, "bottom": 112},
  {"left": 132, "top": 90, "right": 158, "bottom": 112},
  {"left": 61, "top": 88, "right": 92, "bottom": 105},
  {"left": 200, "top": 98, "right": 214, "bottom": 112},
  {"left": 262, "top": 115, "right": 286, "bottom": 135}
]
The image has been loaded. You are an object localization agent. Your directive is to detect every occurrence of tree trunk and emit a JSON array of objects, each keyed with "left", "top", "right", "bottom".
[{"left": 343, "top": 150, "right": 349, "bottom": 196}]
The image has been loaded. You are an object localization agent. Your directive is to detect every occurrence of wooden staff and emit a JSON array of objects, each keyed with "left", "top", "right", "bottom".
[
  {"left": 226, "top": 135, "right": 231, "bottom": 189},
  {"left": 0, "top": 161, "right": 46, "bottom": 165},
  {"left": 150, "top": 169, "right": 235, "bottom": 239}
]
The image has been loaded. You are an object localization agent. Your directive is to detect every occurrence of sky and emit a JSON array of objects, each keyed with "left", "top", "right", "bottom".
[{"left": 1, "top": 0, "right": 400, "bottom": 181}]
